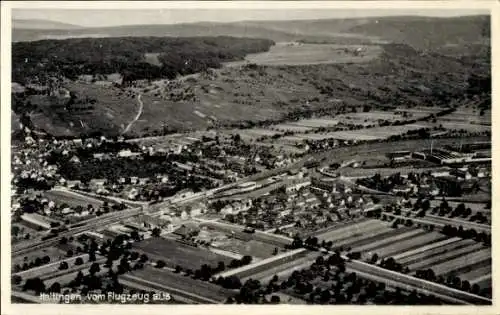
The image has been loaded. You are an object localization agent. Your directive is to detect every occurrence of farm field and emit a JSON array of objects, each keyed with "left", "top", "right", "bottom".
[
  {"left": 287, "top": 118, "right": 340, "bottom": 128},
  {"left": 368, "top": 232, "right": 448, "bottom": 258},
  {"left": 314, "top": 218, "right": 378, "bottom": 240},
  {"left": 224, "top": 42, "right": 383, "bottom": 66},
  {"left": 12, "top": 246, "right": 67, "bottom": 268},
  {"left": 43, "top": 189, "right": 104, "bottom": 208},
  {"left": 242, "top": 251, "right": 320, "bottom": 283},
  {"left": 410, "top": 199, "right": 491, "bottom": 214},
  {"left": 133, "top": 237, "right": 231, "bottom": 270},
  {"left": 438, "top": 107, "right": 491, "bottom": 125},
  {"left": 439, "top": 122, "right": 491, "bottom": 133},
  {"left": 126, "top": 266, "right": 235, "bottom": 302},
  {"left": 214, "top": 238, "right": 282, "bottom": 259},
  {"left": 281, "top": 124, "right": 429, "bottom": 142},
  {"left": 427, "top": 248, "right": 491, "bottom": 276},
  {"left": 270, "top": 124, "right": 314, "bottom": 132},
  {"left": 339, "top": 166, "right": 447, "bottom": 178}
]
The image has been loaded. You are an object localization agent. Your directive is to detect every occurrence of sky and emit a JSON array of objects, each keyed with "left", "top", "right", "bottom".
[{"left": 12, "top": 8, "right": 489, "bottom": 28}]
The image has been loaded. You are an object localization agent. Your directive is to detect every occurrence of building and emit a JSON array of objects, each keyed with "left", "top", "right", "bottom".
[
  {"left": 285, "top": 178, "right": 311, "bottom": 193},
  {"left": 450, "top": 169, "right": 472, "bottom": 180}
]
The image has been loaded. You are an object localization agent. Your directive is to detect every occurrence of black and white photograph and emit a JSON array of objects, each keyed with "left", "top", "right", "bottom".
[{"left": 0, "top": 1, "right": 496, "bottom": 312}]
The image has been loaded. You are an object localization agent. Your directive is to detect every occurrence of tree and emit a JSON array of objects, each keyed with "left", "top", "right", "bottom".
[
  {"left": 23, "top": 277, "right": 45, "bottom": 294},
  {"left": 66, "top": 249, "right": 74, "bottom": 257},
  {"left": 270, "top": 295, "right": 281, "bottom": 304},
  {"left": 152, "top": 227, "right": 161, "bottom": 237},
  {"left": 42, "top": 255, "right": 50, "bottom": 264},
  {"left": 174, "top": 265, "right": 183, "bottom": 273},
  {"left": 422, "top": 199, "right": 431, "bottom": 211},
  {"left": 217, "top": 261, "right": 225, "bottom": 272},
  {"left": 89, "top": 262, "right": 100, "bottom": 275},
  {"left": 48, "top": 282, "right": 61, "bottom": 293},
  {"left": 88, "top": 250, "right": 96, "bottom": 262},
  {"left": 12, "top": 275, "right": 22, "bottom": 285},
  {"left": 139, "top": 254, "right": 149, "bottom": 263},
  {"left": 59, "top": 261, "right": 69, "bottom": 270},
  {"left": 156, "top": 260, "right": 166, "bottom": 269},
  {"left": 74, "top": 257, "right": 84, "bottom": 266},
  {"left": 130, "top": 251, "right": 139, "bottom": 261},
  {"left": 370, "top": 253, "right": 379, "bottom": 264},
  {"left": 241, "top": 255, "right": 253, "bottom": 266}
]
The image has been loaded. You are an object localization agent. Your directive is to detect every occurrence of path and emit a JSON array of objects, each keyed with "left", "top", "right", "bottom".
[{"left": 122, "top": 93, "right": 143, "bottom": 135}]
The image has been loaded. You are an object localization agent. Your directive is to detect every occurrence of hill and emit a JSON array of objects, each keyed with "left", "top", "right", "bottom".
[
  {"left": 10, "top": 15, "right": 490, "bottom": 138},
  {"left": 12, "top": 19, "right": 82, "bottom": 30},
  {"left": 12, "top": 15, "right": 490, "bottom": 52}
]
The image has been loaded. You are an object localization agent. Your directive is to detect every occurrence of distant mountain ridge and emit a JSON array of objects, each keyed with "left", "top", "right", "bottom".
[
  {"left": 12, "top": 19, "right": 83, "bottom": 30},
  {"left": 12, "top": 15, "right": 490, "bottom": 52}
]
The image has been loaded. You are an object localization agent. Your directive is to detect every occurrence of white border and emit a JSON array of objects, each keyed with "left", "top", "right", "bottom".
[{"left": 1, "top": 1, "right": 498, "bottom": 315}]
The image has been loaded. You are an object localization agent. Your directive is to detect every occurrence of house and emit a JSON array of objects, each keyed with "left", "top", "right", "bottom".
[
  {"left": 90, "top": 179, "right": 107, "bottom": 188},
  {"left": 392, "top": 185, "right": 412, "bottom": 195},
  {"left": 69, "top": 155, "right": 81, "bottom": 164},
  {"left": 66, "top": 180, "right": 82, "bottom": 189},
  {"left": 173, "top": 223, "right": 200, "bottom": 238},
  {"left": 137, "top": 214, "right": 171, "bottom": 229},
  {"left": 128, "top": 188, "right": 139, "bottom": 200},
  {"left": 285, "top": 178, "right": 312, "bottom": 193},
  {"left": 450, "top": 169, "right": 472, "bottom": 180},
  {"left": 185, "top": 202, "right": 207, "bottom": 217},
  {"left": 117, "top": 149, "right": 140, "bottom": 158}
]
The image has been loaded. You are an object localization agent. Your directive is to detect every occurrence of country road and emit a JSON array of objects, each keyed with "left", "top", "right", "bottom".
[{"left": 122, "top": 93, "right": 143, "bottom": 135}]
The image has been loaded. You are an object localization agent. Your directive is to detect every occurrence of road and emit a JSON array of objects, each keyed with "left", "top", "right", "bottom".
[
  {"left": 12, "top": 207, "right": 143, "bottom": 257},
  {"left": 122, "top": 93, "right": 143, "bottom": 135}
]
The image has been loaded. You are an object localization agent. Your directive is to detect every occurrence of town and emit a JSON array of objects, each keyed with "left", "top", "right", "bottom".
[{"left": 7, "top": 7, "right": 492, "bottom": 307}]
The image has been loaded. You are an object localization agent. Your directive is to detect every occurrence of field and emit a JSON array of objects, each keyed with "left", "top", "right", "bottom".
[
  {"left": 124, "top": 266, "right": 235, "bottom": 302},
  {"left": 12, "top": 246, "right": 67, "bottom": 268},
  {"left": 42, "top": 189, "right": 104, "bottom": 208},
  {"left": 28, "top": 81, "right": 138, "bottom": 137},
  {"left": 213, "top": 238, "right": 282, "bottom": 259},
  {"left": 133, "top": 237, "right": 231, "bottom": 270},
  {"left": 224, "top": 42, "right": 383, "bottom": 66},
  {"left": 279, "top": 124, "right": 428, "bottom": 142},
  {"left": 309, "top": 218, "right": 491, "bottom": 295}
]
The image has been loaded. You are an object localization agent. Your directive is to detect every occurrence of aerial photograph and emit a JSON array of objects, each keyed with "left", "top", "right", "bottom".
[{"left": 7, "top": 5, "right": 492, "bottom": 306}]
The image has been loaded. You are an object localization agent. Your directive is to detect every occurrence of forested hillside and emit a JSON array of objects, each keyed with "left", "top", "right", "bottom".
[{"left": 12, "top": 36, "right": 275, "bottom": 84}]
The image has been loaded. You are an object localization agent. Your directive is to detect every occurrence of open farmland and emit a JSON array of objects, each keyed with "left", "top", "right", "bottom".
[
  {"left": 133, "top": 237, "right": 231, "bottom": 270},
  {"left": 438, "top": 107, "right": 491, "bottom": 125},
  {"left": 280, "top": 124, "right": 429, "bottom": 142},
  {"left": 28, "top": 82, "right": 138, "bottom": 137},
  {"left": 287, "top": 118, "right": 340, "bottom": 128},
  {"left": 315, "top": 218, "right": 390, "bottom": 243},
  {"left": 42, "top": 189, "right": 104, "bottom": 208},
  {"left": 123, "top": 267, "right": 235, "bottom": 303},
  {"left": 214, "top": 238, "right": 283, "bottom": 259},
  {"left": 225, "top": 42, "right": 383, "bottom": 66},
  {"left": 12, "top": 246, "right": 67, "bottom": 268}
]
